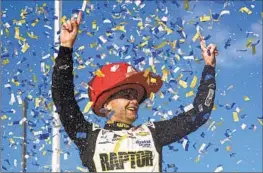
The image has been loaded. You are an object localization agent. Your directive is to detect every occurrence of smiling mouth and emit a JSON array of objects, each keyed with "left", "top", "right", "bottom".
[{"left": 126, "top": 107, "right": 137, "bottom": 112}]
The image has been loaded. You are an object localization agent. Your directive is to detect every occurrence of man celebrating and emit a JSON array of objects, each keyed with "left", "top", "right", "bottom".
[{"left": 52, "top": 11, "right": 217, "bottom": 172}]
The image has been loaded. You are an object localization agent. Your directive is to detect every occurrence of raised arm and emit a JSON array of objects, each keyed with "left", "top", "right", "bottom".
[
  {"left": 51, "top": 11, "right": 91, "bottom": 146},
  {"left": 152, "top": 35, "right": 218, "bottom": 146}
]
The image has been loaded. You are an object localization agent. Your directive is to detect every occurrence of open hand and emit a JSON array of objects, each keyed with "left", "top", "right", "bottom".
[
  {"left": 199, "top": 34, "right": 218, "bottom": 67},
  {"left": 60, "top": 11, "right": 82, "bottom": 48}
]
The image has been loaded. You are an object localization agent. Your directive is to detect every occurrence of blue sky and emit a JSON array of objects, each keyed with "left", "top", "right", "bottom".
[{"left": 1, "top": 0, "right": 262, "bottom": 172}]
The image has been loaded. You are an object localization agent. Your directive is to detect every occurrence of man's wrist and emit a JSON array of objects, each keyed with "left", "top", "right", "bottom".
[
  {"left": 59, "top": 45, "right": 73, "bottom": 55},
  {"left": 60, "top": 43, "right": 73, "bottom": 48},
  {"left": 203, "top": 65, "right": 216, "bottom": 76}
]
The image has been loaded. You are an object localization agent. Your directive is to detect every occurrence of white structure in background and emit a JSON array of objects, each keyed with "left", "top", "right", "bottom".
[{"left": 52, "top": 0, "right": 62, "bottom": 172}]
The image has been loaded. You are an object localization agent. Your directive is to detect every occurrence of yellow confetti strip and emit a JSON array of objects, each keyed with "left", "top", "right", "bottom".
[
  {"left": 137, "top": 21, "right": 144, "bottom": 30},
  {"left": 11, "top": 78, "right": 20, "bottom": 86},
  {"left": 239, "top": 7, "right": 252, "bottom": 15},
  {"left": 31, "top": 18, "right": 39, "bottom": 27},
  {"left": 150, "top": 92, "right": 155, "bottom": 101},
  {"left": 226, "top": 145, "right": 232, "bottom": 152},
  {"left": 212, "top": 105, "right": 217, "bottom": 111},
  {"left": 95, "top": 69, "right": 105, "bottom": 77},
  {"left": 143, "top": 68, "right": 150, "bottom": 77},
  {"left": 83, "top": 101, "right": 93, "bottom": 113},
  {"left": 47, "top": 103, "right": 53, "bottom": 112},
  {"left": 33, "top": 74, "right": 37, "bottom": 83},
  {"left": 46, "top": 137, "right": 51, "bottom": 145},
  {"left": 179, "top": 80, "right": 187, "bottom": 88},
  {"left": 5, "top": 28, "right": 10, "bottom": 36},
  {"left": 190, "top": 76, "right": 197, "bottom": 88},
  {"left": 200, "top": 15, "right": 211, "bottom": 22},
  {"left": 90, "top": 42, "right": 97, "bottom": 48},
  {"left": 78, "top": 46, "right": 85, "bottom": 51},
  {"left": 184, "top": 0, "right": 189, "bottom": 10},
  {"left": 15, "top": 27, "right": 26, "bottom": 41},
  {"left": 192, "top": 32, "right": 200, "bottom": 42},
  {"left": 177, "top": 74, "right": 183, "bottom": 81},
  {"left": 92, "top": 20, "right": 97, "bottom": 29},
  {"left": 156, "top": 17, "right": 173, "bottom": 34},
  {"left": 154, "top": 41, "right": 168, "bottom": 49},
  {"left": 159, "top": 92, "right": 164, "bottom": 98},
  {"left": 233, "top": 112, "right": 239, "bottom": 122},
  {"left": 195, "top": 155, "right": 200, "bottom": 163},
  {"left": 1, "top": 115, "right": 7, "bottom": 120},
  {"left": 114, "top": 135, "right": 128, "bottom": 153},
  {"left": 170, "top": 40, "right": 177, "bottom": 50},
  {"left": 261, "top": 12, "right": 263, "bottom": 19},
  {"left": 151, "top": 65, "right": 156, "bottom": 73},
  {"left": 27, "top": 32, "right": 38, "bottom": 39},
  {"left": 42, "top": 151, "right": 47, "bottom": 156},
  {"left": 113, "top": 25, "right": 126, "bottom": 32},
  {"left": 77, "top": 65, "right": 86, "bottom": 70},
  {"left": 14, "top": 19, "right": 26, "bottom": 25},
  {"left": 45, "top": 64, "right": 51, "bottom": 75},
  {"left": 35, "top": 98, "right": 40, "bottom": 108},
  {"left": 20, "top": 9, "right": 27, "bottom": 19},
  {"left": 138, "top": 40, "right": 148, "bottom": 48},
  {"left": 246, "top": 38, "right": 252, "bottom": 48},
  {"left": 9, "top": 138, "right": 15, "bottom": 144},
  {"left": 162, "top": 68, "right": 169, "bottom": 81},
  {"left": 179, "top": 39, "right": 185, "bottom": 43},
  {"left": 150, "top": 77, "right": 156, "bottom": 84},
  {"left": 2, "top": 59, "right": 9, "bottom": 65},
  {"left": 27, "top": 94, "right": 33, "bottom": 100},
  {"left": 244, "top": 96, "right": 250, "bottom": 101},
  {"left": 258, "top": 118, "right": 263, "bottom": 126},
  {"left": 186, "top": 90, "right": 194, "bottom": 97},
  {"left": 60, "top": 16, "right": 67, "bottom": 24},
  {"left": 252, "top": 45, "right": 256, "bottom": 55},
  {"left": 21, "top": 42, "right": 30, "bottom": 53},
  {"left": 175, "top": 54, "right": 180, "bottom": 61}
]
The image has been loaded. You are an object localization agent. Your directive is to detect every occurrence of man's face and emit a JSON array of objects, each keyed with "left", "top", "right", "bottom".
[{"left": 105, "top": 89, "right": 140, "bottom": 124}]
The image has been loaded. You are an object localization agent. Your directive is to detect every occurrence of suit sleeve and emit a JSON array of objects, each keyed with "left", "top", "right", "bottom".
[
  {"left": 153, "top": 65, "right": 216, "bottom": 146},
  {"left": 51, "top": 46, "right": 91, "bottom": 147}
]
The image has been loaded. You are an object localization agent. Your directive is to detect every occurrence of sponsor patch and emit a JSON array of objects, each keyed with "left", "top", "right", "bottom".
[
  {"left": 136, "top": 140, "right": 151, "bottom": 148},
  {"left": 205, "top": 89, "right": 214, "bottom": 107},
  {"left": 99, "top": 150, "right": 153, "bottom": 171},
  {"left": 144, "top": 121, "right": 155, "bottom": 128},
  {"left": 198, "top": 104, "right": 203, "bottom": 112},
  {"left": 58, "top": 64, "right": 70, "bottom": 70},
  {"left": 92, "top": 123, "right": 101, "bottom": 131}
]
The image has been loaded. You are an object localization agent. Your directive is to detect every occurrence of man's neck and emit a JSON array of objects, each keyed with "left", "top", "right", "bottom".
[{"left": 105, "top": 121, "right": 133, "bottom": 130}]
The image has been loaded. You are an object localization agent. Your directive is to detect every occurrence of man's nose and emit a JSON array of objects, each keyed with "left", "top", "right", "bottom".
[{"left": 129, "top": 99, "right": 138, "bottom": 105}]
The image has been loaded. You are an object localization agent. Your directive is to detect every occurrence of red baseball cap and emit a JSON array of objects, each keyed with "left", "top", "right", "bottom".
[{"left": 88, "top": 62, "right": 163, "bottom": 116}]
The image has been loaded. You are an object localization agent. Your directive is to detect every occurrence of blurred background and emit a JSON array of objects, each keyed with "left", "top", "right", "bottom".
[{"left": 1, "top": 0, "right": 262, "bottom": 172}]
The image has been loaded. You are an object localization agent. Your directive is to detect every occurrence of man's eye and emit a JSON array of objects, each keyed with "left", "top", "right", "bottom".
[{"left": 124, "top": 95, "right": 130, "bottom": 99}]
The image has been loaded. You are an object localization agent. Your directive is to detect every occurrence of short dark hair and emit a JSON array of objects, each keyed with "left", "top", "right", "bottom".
[{"left": 107, "top": 88, "right": 138, "bottom": 101}]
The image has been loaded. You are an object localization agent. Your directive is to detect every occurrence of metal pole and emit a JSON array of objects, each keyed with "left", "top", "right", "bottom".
[
  {"left": 52, "top": 0, "right": 62, "bottom": 172},
  {"left": 22, "top": 99, "right": 28, "bottom": 172}
]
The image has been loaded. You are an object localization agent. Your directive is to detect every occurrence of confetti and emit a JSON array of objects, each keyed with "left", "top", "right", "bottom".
[
  {"left": 239, "top": 7, "right": 252, "bottom": 15},
  {"left": 200, "top": 15, "right": 211, "bottom": 22},
  {"left": 179, "top": 80, "right": 187, "bottom": 88},
  {"left": 233, "top": 112, "right": 239, "bottom": 122},
  {"left": 244, "top": 96, "right": 250, "bottom": 101},
  {"left": 1, "top": 1, "right": 261, "bottom": 172},
  {"left": 190, "top": 76, "right": 197, "bottom": 88},
  {"left": 94, "top": 69, "right": 105, "bottom": 77},
  {"left": 83, "top": 101, "right": 93, "bottom": 113},
  {"left": 186, "top": 91, "right": 194, "bottom": 97}
]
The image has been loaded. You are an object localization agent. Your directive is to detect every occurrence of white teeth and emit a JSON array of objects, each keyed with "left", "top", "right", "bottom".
[{"left": 127, "top": 107, "right": 136, "bottom": 111}]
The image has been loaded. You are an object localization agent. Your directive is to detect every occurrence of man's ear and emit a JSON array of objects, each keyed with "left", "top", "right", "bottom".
[{"left": 104, "top": 103, "right": 112, "bottom": 111}]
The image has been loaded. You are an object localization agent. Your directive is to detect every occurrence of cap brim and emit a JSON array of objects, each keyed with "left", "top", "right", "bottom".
[{"left": 93, "top": 71, "right": 163, "bottom": 116}]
